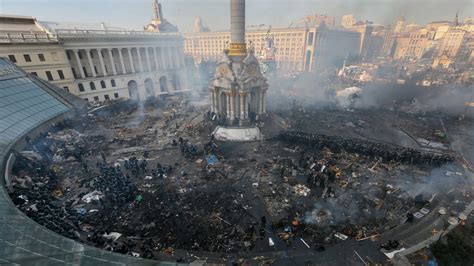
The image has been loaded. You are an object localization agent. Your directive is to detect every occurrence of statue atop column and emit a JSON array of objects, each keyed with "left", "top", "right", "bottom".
[{"left": 209, "top": 0, "right": 268, "bottom": 126}]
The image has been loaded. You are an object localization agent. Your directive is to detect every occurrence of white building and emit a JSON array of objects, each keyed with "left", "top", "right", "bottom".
[{"left": 0, "top": 2, "right": 187, "bottom": 103}]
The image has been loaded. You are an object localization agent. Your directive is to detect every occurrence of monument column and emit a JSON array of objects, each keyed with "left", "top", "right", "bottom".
[
  {"left": 226, "top": 92, "right": 231, "bottom": 118},
  {"left": 230, "top": 92, "right": 235, "bottom": 120},
  {"left": 239, "top": 92, "right": 244, "bottom": 120},
  {"left": 210, "top": 90, "right": 214, "bottom": 112}
]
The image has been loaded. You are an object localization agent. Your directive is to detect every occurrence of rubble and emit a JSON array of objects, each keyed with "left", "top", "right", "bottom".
[{"left": 7, "top": 98, "right": 473, "bottom": 263}]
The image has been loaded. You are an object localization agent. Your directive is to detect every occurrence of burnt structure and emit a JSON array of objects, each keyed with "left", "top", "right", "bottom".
[{"left": 209, "top": 0, "right": 268, "bottom": 126}]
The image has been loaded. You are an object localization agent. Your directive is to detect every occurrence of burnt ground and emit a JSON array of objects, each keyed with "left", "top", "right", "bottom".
[{"left": 8, "top": 98, "right": 474, "bottom": 264}]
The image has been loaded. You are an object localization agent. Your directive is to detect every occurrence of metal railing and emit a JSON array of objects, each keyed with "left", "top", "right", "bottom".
[
  {"left": 54, "top": 28, "right": 181, "bottom": 37},
  {"left": 0, "top": 32, "right": 58, "bottom": 43}
]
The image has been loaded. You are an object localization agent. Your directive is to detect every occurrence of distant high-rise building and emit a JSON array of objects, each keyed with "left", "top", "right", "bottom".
[
  {"left": 393, "top": 30, "right": 430, "bottom": 60},
  {"left": 432, "top": 29, "right": 469, "bottom": 68},
  {"left": 192, "top": 17, "right": 211, "bottom": 33},
  {"left": 184, "top": 24, "right": 360, "bottom": 72},
  {"left": 341, "top": 14, "right": 357, "bottom": 28},
  {"left": 394, "top": 16, "right": 406, "bottom": 33}
]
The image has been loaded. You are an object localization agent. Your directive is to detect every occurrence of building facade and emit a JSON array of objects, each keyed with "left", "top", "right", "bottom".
[
  {"left": 0, "top": 4, "right": 187, "bottom": 103},
  {"left": 52, "top": 28, "right": 186, "bottom": 102},
  {"left": 393, "top": 30, "right": 430, "bottom": 60},
  {"left": 184, "top": 25, "right": 360, "bottom": 72},
  {"left": 341, "top": 14, "right": 357, "bottom": 29},
  {"left": 0, "top": 16, "right": 75, "bottom": 92}
]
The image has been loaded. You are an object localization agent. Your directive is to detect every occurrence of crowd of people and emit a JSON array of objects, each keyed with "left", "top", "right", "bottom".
[{"left": 280, "top": 131, "right": 454, "bottom": 166}]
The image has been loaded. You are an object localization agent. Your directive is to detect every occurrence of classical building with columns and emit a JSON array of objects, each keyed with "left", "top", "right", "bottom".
[
  {"left": 0, "top": 2, "right": 187, "bottom": 103},
  {"left": 209, "top": 0, "right": 268, "bottom": 127}
]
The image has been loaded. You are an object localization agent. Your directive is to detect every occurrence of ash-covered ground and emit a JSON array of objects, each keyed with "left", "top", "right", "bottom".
[{"left": 9, "top": 96, "right": 474, "bottom": 264}]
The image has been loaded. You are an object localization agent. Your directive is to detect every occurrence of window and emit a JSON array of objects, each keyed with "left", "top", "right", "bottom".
[
  {"left": 38, "top": 53, "right": 45, "bottom": 61},
  {"left": 78, "top": 83, "right": 85, "bottom": 92},
  {"left": 100, "top": 80, "right": 106, "bottom": 89},
  {"left": 24, "top": 54, "right": 32, "bottom": 62},
  {"left": 67, "top": 51, "right": 71, "bottom": 60},
  {"left": 78, "top": 51, "right": 83, "bottom": 59},
  {"left": 30, "top": 72, "right": 37, "bottom": 76},
  {"left": 45, "top": 71, "right": 53, "bottom": 81},
  {"left": 84, "top": 98, "right": 89, "bottom": 102},
  {"left": 114, "top": 93, "right": 119, "bottom": 98},
  {"left": 71, "top": 68, "right": 77, "bottom": 78},
  {"left": 90, "top": 51, "right": 94, "bottom": 59},
  {"left": 93, "top": 96, "right": 99, "bottom": 102},
  {"left": 104, "top": 94, "right": 110, "bottom": 100},
  {"left": 83, "top": 67, "right": 88, "bottom": 77},
  {"left": 111, "top": 79, "right": 116, "bottom": 87},
  {"left": 57, "top": 70, "right": 65, "bottom": 80},
  {"left": 8, "top": 55, "right": 16, "bottom": 63},
  {"left": 90, "top": 82, "right": 96, "bottom": 90},
  {"left": 94, "top": 66, "right": 98, "bottom": 74},
  {"left": 63, "top": 86, "right": 69, "bottom": 92}
]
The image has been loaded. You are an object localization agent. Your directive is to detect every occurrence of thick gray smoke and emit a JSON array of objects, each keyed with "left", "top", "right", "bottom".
[
  {"left": 354, "top": 82, "right": 474, "bottom": 116},
  {"left": 393, "top": 165, "right": 472, "bottom": 199},
  {"left": 266, "top": 70, "right": 473, "bottom": 118}
]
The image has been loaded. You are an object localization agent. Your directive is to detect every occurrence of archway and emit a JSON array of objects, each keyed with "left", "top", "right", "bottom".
[
  {"left": 159, "top": 76, "right": 168, "bottom": 93},
  {"left": 127, "top": 80, "right": 140, "bottom": 101},
  {"left": 144, "top": 78, "right": 155, "bottom": 98}
]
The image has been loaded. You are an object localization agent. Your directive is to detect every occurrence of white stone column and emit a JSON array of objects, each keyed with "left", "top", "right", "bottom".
[
  {"left": 240, "top": 92, "right": 245, "bottom": 119},
  {"left": 160, "top": 47, "right": 167, "bottom": 69},
  {"left": 73, "top": 49, "right": 85, "bottom": 78},
  {"left": 107, "top": 48, "right": 117, "bottom": 75},
  {"left": 127, "top": 48, "right": 136, "bottom": 73},
  {"left": 262, "top": 90, "right": 266, "bottom": 113},
  {"left": 118, "top": 49, "right": 127, "bottom": 74},
  {"left": 167, "top": 47, "right": 174, "bottom": 69},
  {"left": 173, "top": 47, "right": 180, "bottom": 68},
  {"left": 85, "top": 49, "right": 97, "bottom": 77},
  {"left": 218, "top": 92, "right": 222, "bottom": 114},
  {"left": 136, "top": 47, "right": 144, "bottom": 72},
  {"left": 226, "top": 92, "right": 231, "bottom": 118},
  {"left": 180, "top": 47, "right": 186, "bottom": 67},
  {"left": 244, "top": 93, "right": 249, "bottom": 119},
  {"left": 258, "top": 91, "right": 263, "bottom": 114},
  {"left": 145, "top": 48, "right": 152, "bottom": 71},
  {"left": 98, "top": 49, "right": 107, "bottom": 76},
  {"left": 210, "top": 91, "right": 214, "bottom": 112},
  {"left": 230, "top": 93, "right": 235, "bottom": 120},
  {"left": 153, "top": 47, "right": 159, "bottom": 70}
]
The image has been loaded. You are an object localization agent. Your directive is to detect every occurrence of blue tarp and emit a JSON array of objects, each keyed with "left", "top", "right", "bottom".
[{"left": 205, "top": 155, "right": 219, "bottom": 165}]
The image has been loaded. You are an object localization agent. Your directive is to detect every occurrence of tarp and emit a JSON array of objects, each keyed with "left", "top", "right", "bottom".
[{"left": 205, "top": 155, "right": 219, "bottom": 165}]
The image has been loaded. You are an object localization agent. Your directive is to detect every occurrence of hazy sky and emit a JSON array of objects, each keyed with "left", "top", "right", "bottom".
[{"left": 0, "top": 0, "right": 472, "bottom": 32}]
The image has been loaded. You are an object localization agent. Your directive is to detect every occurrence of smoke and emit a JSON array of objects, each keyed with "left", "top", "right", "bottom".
[
  {"left": 354, "top": 82, "right": 474, "bottom": 116},
  {"left": 393, "top": 164, "right": 472, "bottom": 199},
  {"left": 266, "top": 71, "right": 338, "bottom": 111},
  {"left": 125, "top": 100, "right": 145, "bottom": 128}
]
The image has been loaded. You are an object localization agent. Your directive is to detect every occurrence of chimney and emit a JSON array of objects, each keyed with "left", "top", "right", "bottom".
[{"left": 228, "top": 0, "right": 246, "bottom": 58}]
